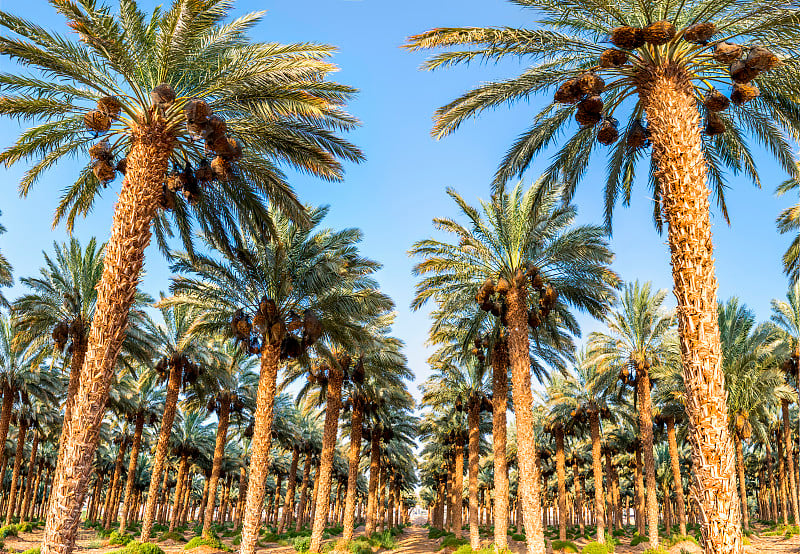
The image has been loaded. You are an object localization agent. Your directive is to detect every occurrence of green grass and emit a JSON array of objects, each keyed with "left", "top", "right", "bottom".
[
  {"left": 581, "top": 542, "right": 609, "bottom": 554},
  {"left": 510, "top": 533, "right": 526, "bottom": 541},
  {"left": 630, "top": 534, "right": 649, "bottom": 547},
  {"left": 109, "top": 531, "right": 134, "bottom": 546},
  {"left": 117, "top": 542, "right": 166, "bottom": 554},
  {"left": 439, "top": 535, "right": 468, "bottom": 550},
  {"left": 157, "top": 532, "right": 186, "bottom": 543},
  {"left": 86, "top": 540, "right": 104, "bottom": 550},
  {"left": 292, "top": 536, "right": 311, "bottom": 552},
  {"left": 20, "top": 548, "right": 40, "bottom": 554},
  {"left": 0, "top": 525, "right": 19, "bottom": 539}
]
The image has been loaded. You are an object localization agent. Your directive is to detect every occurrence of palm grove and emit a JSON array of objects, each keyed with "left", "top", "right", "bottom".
[{"left": 0, "top": 1, "right": 797, "bottom": 554}]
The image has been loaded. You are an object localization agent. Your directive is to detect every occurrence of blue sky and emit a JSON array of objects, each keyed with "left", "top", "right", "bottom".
[{"left": 0, "top": 0, "right": 795, "bottom": 401}]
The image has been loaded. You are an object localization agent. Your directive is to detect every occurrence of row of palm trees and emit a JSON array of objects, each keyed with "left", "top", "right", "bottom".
[
  {"left": 0, "top": 231, "right": 418, "bottom": 552},
  {"left": 411, "top": 179, "right": 800, "bottom": 553}
]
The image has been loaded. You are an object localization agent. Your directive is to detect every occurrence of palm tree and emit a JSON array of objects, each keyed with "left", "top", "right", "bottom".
[
  {"left": 167, "top": 205, "right": 391, "bottom": 554},
  {"left": 411, "top": 180, "right": 617, "bottom": 553},
  {"left": 13, "top": 238, "right": 152, "bottom": 477},
  {"left": 167, "top": 407, "right": 213, "bottom": 532},
  {"left": 776, "top": 177, "right": 800, "bottom": 279},
  {"left": 138, "top": 302, "right": 207, "bottom": 540},
  {"left": 186, "top": 341, "right": 257, "bottom": 537},
  {"left": 588, "top": 281, "right": 675, "bottom": 546},
  {"left": 547, "top": 355, "right": 616, "bottom": 544},
  {"left": 0, "top": 212, "right": 11, "bottom": 310},
  {"left": 0, "top": 1, "right": 363, "bottom": 549},
  {"left": 718, "top": 298, "right": 790, "bottom": 532},
  {"left": 407, "top": 2, "right": 800, "bottom": 547},
  {"left": 112, "top": 371, "right": 163, "bottom": 533},
  {"left": 421, "top": 352, "right": 492, "bottom": 551}
]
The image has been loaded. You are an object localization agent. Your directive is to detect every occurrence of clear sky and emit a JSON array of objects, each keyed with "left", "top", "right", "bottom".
[{"left": 0, "top": 0, "right": 795, "bottom": 402}]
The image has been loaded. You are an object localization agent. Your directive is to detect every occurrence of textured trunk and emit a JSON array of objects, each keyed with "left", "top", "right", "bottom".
[
  {"left": 27, "top": 459, "right": 44, "bottom": 521},
  {"left": 638, "top": 64, "right": 740, "bottom": 553},
  {"left": 235, "top": 466, "right": 247, "bottom": 529},
  {"left": 278, "top": 447, "right": 300, "bottom": 534},
  {"left": 295, "top": 454, "right": 312, "bottom": 532},
  {"left": 0, "top": 386, "right": 13, "bottom": 467},
  {"left": 6, "top": 418, "right": 28, "bottom": 524},
  {"left": 782, "top": 400, "right": 800, "bottom": 526},
  {"left": 119, "top": 413, "right": 144, "bottom": 533},
  {"left": 492, "top": 338, "right": 509, "bottom": 551},
  {"left": 734, "top": 435, "right": 748, "bottom": 531},
  {"left": 21, "top": 430, "right": 39, "bottom": 523},
  {"left": 103, "top": 440, "right": 127, "bottom": 529},
  {"left": 637, "top": 365, "right": 659, "bottom": 546},
  {"left": 765, "top": 440, "right": 778, "bottom": 524},
  {"left": 239, "top": 340, "right": 281, "bottom": 554},
  {"left": 340, "top": 403, "right": 363, "bottom": 544},
  {"left": 54, "top": 336, "right": 87, "bottom": 489},
  {"left": 140, "top": 362, "right": 181, "bottom": 541},
  {"left": 364, "top": 433, "right": 381, "bottom": 535},
  {"left": 589, "top": 412, "right": 605, "bottom": 544},
  {"left": 777, "top": 433, "right": 789, "bottom": 525},
  {"left": 169, "top": 455, "right": 189, "bottom": 533},
  {"left": 635, "top": 447, "right": 645, "bottom": 535},
  {"left": 555, "top": 428, "right": 566, "bottom": 541},
  {"left": 506, "top": 285, "right": 545, "bottom": 554},
  {"left": 41, "top": 128, "right": 172, "bottom": 554},
  {"left": 308, "top": 463, "right": 321, "bottom": 528},
  {"left": 468, "top": 401, "right": 480, "bottom": 551},
  {"left": 202, "top": 398, "right": 230, "bottom": 537},
  {"left": 453, "top": 446, "right": 463, "bottom": 539},
  {"left": 666, "top": 417, "right": 687, "bottom": 535},
  {"left": 310, "top": 366, "right": 343, "bottom": 553},
  {"left": 573, "top": 457, "right": 584, "bottom": 536}
]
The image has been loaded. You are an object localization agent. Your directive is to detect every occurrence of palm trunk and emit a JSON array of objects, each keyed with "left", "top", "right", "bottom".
[
  {"left": 505, "top": 285, "right": 545, "bottom": 554},
  {"left": 0, "top": 385, "right": 13, "bottom": 466},
  {"left": 310, "top": 366, "right": 344, "bottom": 553},
  {"left": 119, "top": 413, "right": 144, "bottom": 533},
  {"left": 20, "top": 430, "right": 39, "bottom": 523},
  {"left": 202, "top": 398, "right": 230, "bottom": 537},
  {"left": 340, "top": 402, "right": 364, "bottom": 544},
  {"left": 636, "top": 365, "right": 659, "bottom": 546},
  {"left": 573, "top": 457, "right": 584, "bottom": 536},
  {"left": 295, "top": 454, "right": 312, "bottom": 532},
  {"left": 588, "top": 411, "right": 605, "bottom": 544},
  {"left": 41, "top": 130, "right": 172, "bottom": 554},
  {"left": 103, "top": 440, "right": 127, "bottom": 529},
  {"left": 468, "top": 400, "right": 480, "bottom": 551},
  {"left": 734, "top": 434, "right": 749, "bottom": 531},
  {"left": 635, "top": 447, "right": 645, "bottom": 535},
  {"left": 638, "top": 63, "right": 740, "bottom": 553},
  {"left": 140, "top": 362, "right": 181, "bottom": 540},
  {"left": 239, "top": 340, "right": 281, "bottom": 554},
  {"left": 54, "top": 336, "right": 87, "bottom": 491},
  {"left": 782, "top": 400, "right": 800, "bottom": 526},
  {"left": 234, "top": 465, "right": 246, "bottom": 529},
  {"left": 279, "top": 446, "right": 300, "bottom": 535},
  {"left": 364, "top": 433, "right": 381, "bottom": 535},
  {"left": 555, "top": 427, "right": 566, "bottom": 541},
  {"left": 777, "top": 431, "right": 789, "bottom": 525},
  {"left": 453, "top": 445, "right": 464, "bottom": 539},
  {"left": 666, "top": 417, "right": 687, "bottom": 536},
  {"left": 169, "top": 455, "right": 189, "bottom": 533},
  {"left": 492, "top": 337, "right": 509, "bottom": 551},
  {"left": 765, "top": 440, "right": 778, "bottom": 524},
  {"left": 6, "top": 418, "right": 28, "bottom": 524}
]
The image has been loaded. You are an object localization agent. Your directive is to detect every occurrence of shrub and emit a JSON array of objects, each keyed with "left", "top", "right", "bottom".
[
  {"left": 157, "top": 532, "right": 186, "bottom": 543},
  {"left": 551, "top": 540, "right": 579, "bottom": 553},
  {"left": 369, "top": 530, "right": 398, "bottom": 549},
  {"left": 742, "top": 536, "right": 751, "bottom": 546},
  {"left": 20, "top": 548, "right": 40, "bottom": 554},
  {"left": 642, "top": 548, "right": 668, "bottom": 554},
  {"left": 0, "top": 525, "right": 19, "bottom": 539},
  {"left": 612, "top": 529, "right": 625, "bottom": 537},
  {"left": 87, "top": 540, "right": 104, "bottom": 550},
  {"left": 428, "top": 528, "right": 450, "bottom": 539},
  {"left": 581, "top": 542, "right": 609, "bottom": 554},
  {"left": 109, "top": 531, "right": 134, "bottom": 546},
  {"left": 439, "top": 535, "right": 468, "bottom": 550},
  {"left": 185, "top": 536, "right": 229, "bottom": 552},
  {"left": 17, "top": 522, "right": 32, "bottom": 533},
  {"left": 630, "top": 535, "right": 649, "bottom": 547},
  {"left": 510, "top": 533, "right": 526, "bottom": 541},
  {"left": 260, "top": 532, "right": 278, "bottom": 543},
  {"left": 118, "top": 541, "right": 166, "bottom": 554},
  {"left": 293, "top": 536, "right": 311, "bottom": 552}
]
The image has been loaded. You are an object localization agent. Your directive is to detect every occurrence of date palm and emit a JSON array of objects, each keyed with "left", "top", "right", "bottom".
[
  {"left": 166, "top": 205, "right": 392, "bottom": 554},
  {"left": 776, "top": 178, "right": 800, "bottom": 279},
  {"left": 407, "top": 2, "right": 800, "bottom": 548},
  {"left": 185, "top": 340, "right": 257, "bottom": 537},
  {"left": 718, "top": 297, "right": 790, "bottom": 532},
  {"left": 138, "top": 301, "right": 208, "bottom": 540},
  {"left": 167, "top": 407, "right": 214, "bottom": 532},
  {"left": 411, "top": 180, "right": 617, "bottom": 554},
  {"left": 588, "top": 281, "right": 675, "bottom": 546},
  {"left": 547, "top": 354, "right": 616, "bottom": 544},
  {"left": 0, "top": 0, "right": 362, "bottom": 549},
  {"left": 0, "top": 212, "right": 11, "bottom": 310}
]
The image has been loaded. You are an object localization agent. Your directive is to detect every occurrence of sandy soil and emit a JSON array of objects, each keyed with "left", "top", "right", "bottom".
[{"left": 3, "top": 525, "right": 799, "bottom": 554}]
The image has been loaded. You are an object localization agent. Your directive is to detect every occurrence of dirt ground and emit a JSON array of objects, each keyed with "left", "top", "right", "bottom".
[{"left": 3, "top": 524, "right": 799, "bottom": 554}]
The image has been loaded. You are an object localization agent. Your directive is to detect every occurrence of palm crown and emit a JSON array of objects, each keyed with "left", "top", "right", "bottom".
[
  {"left": 0, "top": 0, "right": 363, "bottom": 244},
  {"left": 406, "top": 0, "right": 800, "bottom": 227}
]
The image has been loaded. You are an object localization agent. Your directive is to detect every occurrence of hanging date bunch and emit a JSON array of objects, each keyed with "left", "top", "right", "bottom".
[
  {"left": 229, "top": 297, "right": 323, "bottom": 360},
  {"left": 51, "top": 316, "right": 86, "bottom": 355},
  {"left": 183, "top": 96, "right": 243, "bottom": 182},
  {"left": 475, "top": 263, "right": 557, "bottom": 331},
  {"left": 88, "top": 139, "right": 117, "bottom": 186}
]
